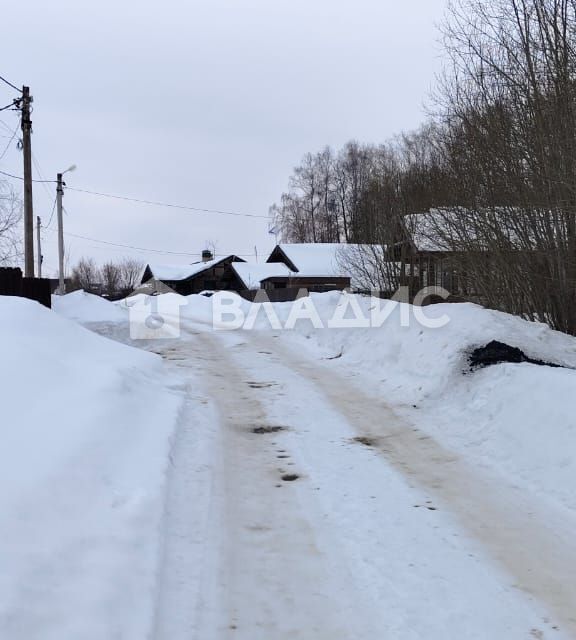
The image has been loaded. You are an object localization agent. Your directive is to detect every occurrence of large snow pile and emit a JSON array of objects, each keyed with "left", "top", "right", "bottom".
[
  {"left": 200, "top": 291, "right": 576, "bottom": 512},
  {"left": 0, "top": 296, "right": 181, "bottom": 639},
  {"left": 52, "top": 289, "right": 127, "bottom": 323}
]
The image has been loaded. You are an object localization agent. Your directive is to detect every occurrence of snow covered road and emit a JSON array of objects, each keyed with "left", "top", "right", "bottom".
[
  {"left": 46, "top": 291, "right": 576, "bottom": 639},
  {"left": 138, "top": 323, "right": 576, "bottom": 640}
]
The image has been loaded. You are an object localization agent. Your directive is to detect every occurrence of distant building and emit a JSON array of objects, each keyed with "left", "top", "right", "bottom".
[
  {"left": 140, "top": 252, "right": 245, "bottom": 295},
  {"left": 227, "top": 262, "right": 293, "bottom": 291},
  {"left": 264, "top": 243, "right": 352, "bottom": 291},
  {"left": 140, "top": 243, "right": 394, "bottom": 298}
]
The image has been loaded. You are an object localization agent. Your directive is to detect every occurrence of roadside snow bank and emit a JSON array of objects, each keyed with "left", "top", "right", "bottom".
[
  {"left": 0, "top": 296, "right": 182, "bottom": 640},
  {"left": 53, "top": 289, "right": 127, "bottom": 322}
]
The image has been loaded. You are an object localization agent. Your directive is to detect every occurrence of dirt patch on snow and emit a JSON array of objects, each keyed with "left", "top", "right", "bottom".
[
  {"left": 352, "top": 436, "right": 379, "bottom": 447},
  {"left": 469, "top": 340, "right": 564, "bottom": 369},
  {"left": 252, "top": 425, "right": 286, "bottom": 435}
]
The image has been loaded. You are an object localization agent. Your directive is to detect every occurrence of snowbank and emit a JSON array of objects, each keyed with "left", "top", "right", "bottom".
[
  {"left": 0, "top": 296, "right": 182, "bottom": 639},
  {"left": 52, "top": 289, "right": 127, "bottom": 323}
]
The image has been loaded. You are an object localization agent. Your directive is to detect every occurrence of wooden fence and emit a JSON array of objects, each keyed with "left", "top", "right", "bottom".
[{"left": 0, "top": 267, "right": 52, "bottom": 308}]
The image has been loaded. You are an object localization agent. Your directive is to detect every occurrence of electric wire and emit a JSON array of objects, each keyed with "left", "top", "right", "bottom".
[
  {"left": 0, "top": 124, "right": 18, "bottom": 161},
  {"left": 43, "top": 225, "right": 257, "bottom": 258},
  {"left": 44, "top": 196, "right": 57, "bottom": 230},
  {"left": 0, "top": 74, "right": 21, "bottom": 93},
  {"left": 0, "top": 171, "right": 268, "bottom": 219},
  {"left": 65, "top": 186, "right": 269, "bottom": 219},
  {"left": 0, "top": 168, "right": 55, "bottom": 183}
]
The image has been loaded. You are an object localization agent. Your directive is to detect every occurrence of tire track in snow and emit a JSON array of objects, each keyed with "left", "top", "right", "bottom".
[
  {"left": 151, "top": 332, "right": 386, "bottom": 640},
  {"left": 247, "top": 331, "right": 576, "bottom": 637}
]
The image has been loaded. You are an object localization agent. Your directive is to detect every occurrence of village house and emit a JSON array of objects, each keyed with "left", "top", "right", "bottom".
[
  {"left": 139, "top": 243, "right": 402, "bottom": 298},
  {"left": 399, "top": 208, "right": 505, "bottom": 296},
  {"left": 141, "top": 244, "right": 356, "bottom": 297},
  {"left": 264, "top": 244, "right": 352, "bottom": 291},
  {"left": 140, "top": 251, "right": 245, "bottom": 295}
]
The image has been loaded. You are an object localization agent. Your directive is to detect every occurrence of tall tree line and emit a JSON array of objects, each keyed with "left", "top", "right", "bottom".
[
  {"left": 270, "top": 0, "right": 576, "bottom": 334},
  {"left": 270, "top": 135, "right": 452, "bottom": 247}
]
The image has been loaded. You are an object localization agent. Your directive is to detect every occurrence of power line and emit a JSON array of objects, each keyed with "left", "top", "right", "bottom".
[
  {"left": 31, "top": 151, "right": 57, "bottom": 204},
  {"left": 0, "top": 74, "right": 21, "bottom": 93},
  {"left": 44, "top": 196, "right": 57, "bottom": 229},
  {"left": 0, "top": 168, "right": 55, "bottom": 183},
  {"left": 66, "top": 186, "right": 269, "bottom": 219},
  {"left": 0, "top": 101, "right": 17, "bottom": 112},
  {"left": 44, "top": 227, "right": 215, "bottom": 256},
  {"left": 0, "top": 123, "right": 18, "bottom": 161},
  {"left": 43, "top": 225, "right": 257, "bottom": 258},
  {"left": 0, "top": 119, "right": 14, "bottom": 134},
  {"left": 0, "top": 171, "right": 268, "bottom": 219}
]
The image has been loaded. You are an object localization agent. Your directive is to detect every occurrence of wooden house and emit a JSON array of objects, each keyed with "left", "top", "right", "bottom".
[
  {"left": 264, "top": 244, "right": 351, "bottom": 291},
  {"left": 140, "top": 253, "right": 246, "bottom": 296}
]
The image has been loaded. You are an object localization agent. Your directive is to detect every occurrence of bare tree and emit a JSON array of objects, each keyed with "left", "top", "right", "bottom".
[
  {"left": 119, "top": 258, "right": 144, "bottom": 290},
  {"left": 71, "top": 257, "right": 100, "bottom": 292},
  {"left": 101, "top": 261, "right": 122, "bottom": 297},
  {"left": 0, "top": 181, "right": 22, "bottom": 266},
  {"left": 433, "top": 0, "right": 576, "bottom": 333}
]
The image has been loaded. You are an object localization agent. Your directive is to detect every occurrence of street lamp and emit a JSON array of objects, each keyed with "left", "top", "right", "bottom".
[{"left": 56, "top": 164, "right": 77, "bottom": 294}]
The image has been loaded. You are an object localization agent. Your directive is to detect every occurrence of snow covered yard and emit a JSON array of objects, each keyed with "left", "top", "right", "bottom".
[{"left": 3, "top": 289, "right": 576, "bottom": 639}]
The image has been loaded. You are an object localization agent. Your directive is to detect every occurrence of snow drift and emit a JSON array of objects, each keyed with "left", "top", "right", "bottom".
[
  {"left": 0, "top": 296, "right": 182, "bottom": 640},
  {"left": 52, "top": 289, "right": 127, "bottom": 323}
]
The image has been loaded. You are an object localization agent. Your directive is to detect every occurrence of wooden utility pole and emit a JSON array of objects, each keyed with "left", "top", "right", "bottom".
[
  {"left": 54, "top": 165, "right": 75, "bottom": 294},
  {"left": 57, "top": 173, "right": 65, "bottom": 294},
  {"left": 20, "top": 86, "right": 34, "bottom": 277},
  {"left": 36, "top": 216, "right": 42, "bottom": 278}
]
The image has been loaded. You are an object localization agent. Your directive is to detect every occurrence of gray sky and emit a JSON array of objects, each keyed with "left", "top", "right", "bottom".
[{"left": 1, "top": 0, "right": 447, "bottom": 275}]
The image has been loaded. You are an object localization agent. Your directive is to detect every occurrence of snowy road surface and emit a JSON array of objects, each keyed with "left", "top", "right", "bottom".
[
  {"left": 101, "top": 319, "right": 576, "bottom": 640},
  {"left": 44, "top": 290, "right": 576, "bottom": 640}
]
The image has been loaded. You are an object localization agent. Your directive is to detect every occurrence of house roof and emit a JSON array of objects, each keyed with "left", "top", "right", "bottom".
[
  {"left": 268, "top": 243, "right": 356, "bottom": 277},
  {"left": 230, "top": 262, "right": 292, "bottom": 290},
  {"left": 144, "top": 255, "right": 243, "bottom": 282},
  {"left": 267, "top": 243, "right": 386, "bottom": 287}
]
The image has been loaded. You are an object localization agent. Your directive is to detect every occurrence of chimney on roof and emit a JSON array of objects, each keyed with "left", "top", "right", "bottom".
[{"left": 201, "top": 249, "right": 213, "bottom": 263}]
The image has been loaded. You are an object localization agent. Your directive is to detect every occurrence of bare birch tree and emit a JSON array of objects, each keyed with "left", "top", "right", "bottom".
[{"left": 0, "top": 181, "right": 22, "bottom": 266}]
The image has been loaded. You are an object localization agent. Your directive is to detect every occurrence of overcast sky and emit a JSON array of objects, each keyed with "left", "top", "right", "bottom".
[{"left": 1, "top": 0, "right": 447, "bottom": 275}]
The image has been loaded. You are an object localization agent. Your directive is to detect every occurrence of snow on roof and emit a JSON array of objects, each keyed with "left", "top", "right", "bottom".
[
  {"left": 269, "top": 243, "right": 387, "bottom": 287},
  {"left": 145, "top": 256, "right": 234, "bottom": 282},
  {"left": 271, "top": 243, "right": 364, "bottom": 278},
  {"left": 230, "top": 262, "right": 292, "bottom": 289}
]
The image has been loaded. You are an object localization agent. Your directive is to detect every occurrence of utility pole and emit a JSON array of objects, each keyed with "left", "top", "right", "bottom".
[
  {"left": 20, "top": 86, "right": 34, "bottom": 277},
  {"left": 57, "top": 173, "right": 65, "bottom": 294},
  {"left": 55, "top": 165, "right": 76, "bottom": 294},
  {"left": 36, "top": 216, "right": 42, "bottom": 278}
]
